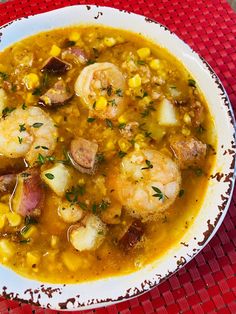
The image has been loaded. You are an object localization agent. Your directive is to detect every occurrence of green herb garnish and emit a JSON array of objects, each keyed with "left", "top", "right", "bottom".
[
  {"left": 22, "top": 103, "right": 27, "bottom": 110},
  {"left": 32, "top": 87, "right": 42, "bottom": 96},
  {"left": 141, "top": 159, "right": 153, "bottom": 170},
  {"left": 32, "top": 122, "right": 43, "bottom": 128},
  {"left": 19, "top": 124, "right": 26, "bottom": 132},
  {"left": 0, "top": 72, "right": 9, "bottom": 80},
  {"left": 105, "top": 119, "right": 113, "bottom": 129},
  {"left": 178, "top": 189, "right": 185, "bottom": 197},
  {"left": 118, "top": 151, "right": 127, "bottom": 158},
  {"left": 45, "top": 173, "right": 54, "bottom": 180},
  {"left": 152, "top": 186, "right": 168, "bottom": 201},
  {"left": 115, "top": 89, "right": 123, "bottom": 97},
  {"left": 87, "top": 117, "right": 96, "bottom": 123},
  {"left": 188, "top": 79, "right": 196, "bottom": 87},
  {"left": 18, "top": 136, "right": 23, "bottom": 144}
]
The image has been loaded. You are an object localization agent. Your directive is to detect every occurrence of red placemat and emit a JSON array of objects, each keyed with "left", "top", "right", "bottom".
[{"left": 0, "top": 0, "right": 235, "bottom": 313}]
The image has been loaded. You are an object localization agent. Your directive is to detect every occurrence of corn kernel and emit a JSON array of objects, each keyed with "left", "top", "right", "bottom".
[
  {"left": 95, "top": 96, "right": 107, "bottom": 110},
  {"left": 62, "top": 251, "right": 80, "bottom": 272},
  {"left": 0, "top": 194, "right": 10, "bottom": 203},
  {"left": 78, "top": 178, "right": 85, "bottom": 185},
  {"left": 128, "top": 74, "right": 142, "bottom": 88},
  {"left": 106, "top": 139, "right": 115, "bottom": 151},
  {"left": 0, "top": 239, "right": 14, "bottom": 258},
  {"left": 6, "top": 212, "right": 22, "bottom": 227},
  {"left": 118, "top": 115, "right": 127, "bottom": 124},
  {"left": 0, "top": 215, "right": 6, "bottom": 229},
  {"left": 149, "top": 59, "right": 161, "bottom": 70},
  {"left": 23, "top": 73, "right": 40, "bottom": 90},
  {"left": 182, "top": 127, "right": 191, "bottom": 136},
  {"left": 21, "top": 225, "right": 37, "bottom": 239},
  {"left": 69, "top": 31, "right": 80, "bottom": 42},
  {"left": 137, "top": 47, "right": 151, "bottom": 59},
  {"left": 26, "top": 251, "right": 41, "bottom": 267},
  {"left": 138, "top": 96, "right": 152, "bottom": 107},
  {"left": 26, "top": 92, "right": 36, "bottom": 104},
  {"left": 53, "top": 115, "right": 63, "bottom": 124},
  {"left": 118, "top": 139, "right": 132, "bottom": 152},
  {"left": 49, "top": 44, "right": 61, "bottom": 57},
  {"left": 183, "top": 113, "right": 192, "bottom": 125},
  {"left": 104, "top": 37, "right": 116, "bottom": 47},
  {"left": 0, "top": 203, "right": 10, "bottom": 215},
  {"left": 51, "top": 235, "right": 59, "bottom": 249},
  {"left": 58, "top": 136, "right": 65, "bottom": 143},
  {"left": 116, "top": 36, "right": 125, "bottom": 44},
  {"left": 135, "top": 133, "right": 145, "bottom": 143}
]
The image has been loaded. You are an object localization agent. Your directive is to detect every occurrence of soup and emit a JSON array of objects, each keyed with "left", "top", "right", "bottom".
[{"left": 0, "top": 26, "right": 216, "bottom": 283}]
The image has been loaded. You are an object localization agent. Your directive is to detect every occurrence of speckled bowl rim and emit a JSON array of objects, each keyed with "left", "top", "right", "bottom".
[{"left": 0, "top": 5, "right": 235, "bottom": 311}]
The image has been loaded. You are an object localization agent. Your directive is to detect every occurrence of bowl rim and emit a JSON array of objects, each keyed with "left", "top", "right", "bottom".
[{"left": 0, "top": 4, "right": 235, "bottom": 311}]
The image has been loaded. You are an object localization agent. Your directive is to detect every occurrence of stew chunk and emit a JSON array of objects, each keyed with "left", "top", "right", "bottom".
[{"left": 169, "top": 134, "right": 207, "bottom": 169}]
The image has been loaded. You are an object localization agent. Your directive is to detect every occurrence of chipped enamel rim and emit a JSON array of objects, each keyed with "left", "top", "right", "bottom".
[{"left": 0, "top": 5, "right": 235, "bottom": 311}]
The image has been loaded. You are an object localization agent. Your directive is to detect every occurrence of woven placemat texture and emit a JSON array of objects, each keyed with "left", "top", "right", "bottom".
[{"left": 0, "top": 0, "right": 235, "bottom": 313}]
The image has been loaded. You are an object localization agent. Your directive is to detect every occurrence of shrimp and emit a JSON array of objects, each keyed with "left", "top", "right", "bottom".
[
  {"left": 0, "top": 106, "right": 58, "bottom": 165},
  {"left": 108, "top": 149, "right": 181, "bottom": 221},
  {"left": 74, "top": 62, "right": 126, "bottom": 120}
]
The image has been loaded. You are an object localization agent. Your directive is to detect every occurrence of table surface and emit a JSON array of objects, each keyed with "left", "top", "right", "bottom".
[{"left": 0, "top": 0, "right": 235, "bottom": 313}]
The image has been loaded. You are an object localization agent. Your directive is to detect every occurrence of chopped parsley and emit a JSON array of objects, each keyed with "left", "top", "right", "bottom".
[
  {"left": 152, "top": 186, "right": 168, "bottom": 201},
  {"left": 118, "top": 123, "right": 126, "bottom": 129},
  {"left": 87, "top": 59, "right": 95, "bottom": 65},
  {"left": 2, "top": 106, "right": 15, "bottom": 118},
  {"left": 105, "top": 119, "right": 113, "bottom": 129},
  {"left": 65, "top": 40, "right": 76, "bottom": 47},
  {"left": 108, "top": 99, "right": 116, "bottom": 106},
  {"left": 35, "top": 145, "right": 48, "bottom": 150},
  {"left": 19, "top": 123, "right": 26, "bottom": 132},
  {"left": 178, "top": 189, "right": 185, "bottom": 197},
  {"left": 21, "top": 103, "right": 27, "bottom": 110},
  {"left": 87, "top": 117, "right": 96, "bottom": 123},
  {"left": 106, "top": 85, "right": 113, "bottom": 96},
  {"left": 65, "top": 185, "right": 85, "bottom": 203},
  {"left": 141, "top": 105, "right": 155, "bottom": 117},
  {"left": 0, "top": 71, "right": 9, "bottom": 80},
  {"left": 194, "top": 168, "right": 203, "bottom": 176},
  {"left": 137, "top": 60, "right": 146, "bottom": 65},
  {"left": 18, "top": 136, "right": 23, "bottom": 144},
  {"left": 32, "top": 122, "right": 43, "bottom": 128},
  {"left": 93, "top": 47, "right": 99, "bottom": 58},
  {"left": 37, "top": 153, "right": 46, "bottom": 165},
  {"left": 115, "top": 89, "right": 123, "bottom": 97},
  {"left": 141, "top": 159, "right": 153, "bottom": 170},
  {"left": 118, "top": 150, "right": 127, "bottom": 158},
  {"left": 45, "top": 173, "right": 54, "bottom": 180},
  {"left": 96, "top": 152, "right": 105, "bottom": 163},
  {"left": 77, "top": 202, "right": 88, "bottom": 211},
  {"left": 144, "top": 131, "right": 152, "bottom": 138},
  {"left": 92, "top": 200, "right": 110, "bottom": 213},
  {"left": 197, "top": 124, "right": 205, "bottom": 133},
  {"left": 32, "top": 87, "right": 42, "bottom": 96},
  {"left": 188, "top": 79, "right": 196, "bottom": 87}
]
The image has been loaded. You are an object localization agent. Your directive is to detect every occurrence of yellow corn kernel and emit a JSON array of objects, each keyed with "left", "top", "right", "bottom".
[
  {"left": 128, "top": 74, "right": 142, "bottom": 88},
  {"left": 182, "top": 127, "right": 191, "bottom": 136},
  {"left": 0, "top": 194, "right": 10, "bottom": 203},
  {"left": 95, "top": 96, "right": 107, "bottom": 110},
  {"left": 139, "top": 96, "right": 152, "bottom": 107},
  {"left": 0, "top": 202, "right": 10, "bottom": 215},
  {"left": 51, "top": 235, "right": 59, "bottom": 249},
  {"left": 118, "top": 139, "right": 132, "bottom": 152},
  {"left": 6, "top": 212, "right": 22, "bottom": 227},
  {"left": 78, "top": 178, "right": 85, "bottom": 185},
  {"left": 105, "top": 139, "right": 115, "bottom": 151},
  {"left": 21, "top": 225, "right": 37, "bottom": 239},
  {"left": 118, "top": 115, "right": 127, "bottom": 124},
  {"left": 104, "top": 37, "right": 116, "bottom": 47},
  {"left": 50, "top": 44, "right": 61, "bottom": 57},
  {"left": 183, "top": 113, "right": 192, "bottom": 125},
  {"left": 0, "top": 239, "right": 14, "bottom": 258},
  {"left": 69, "top": 31, "right": 80, "bottom": 42},
  {"left": 53, "top": 115, "right": 63, "bottom": 124},
  {"left": 137, "top": 47, "right": 151, "bottom": 60},
  {"left": 58, "top": 136, "right": 65, "bottom": 143},
  {"left": 23, "top": 73, "right": 40, "bottom": 90},
  {"left": 149, "top": 59, "right": 161, "bottom": 70},
  {"left": 26, "top": 251, "right": 41, "bottom": 267},
  {"left": 26, "top": 92, "right": 36, "bottom": 104},
  {"left": 135, "top": 133, "right": 145, "bottom": 143},
  {"left": 116, "top": 36, "right": 125, "bottom": 44},
  {"left": 0, "top": 215, "right": 6, "bottom": 230}
]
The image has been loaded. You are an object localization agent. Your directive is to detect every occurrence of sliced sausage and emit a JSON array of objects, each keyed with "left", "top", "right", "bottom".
[
  {"left": 41, "top": 57, "right": 72, "bottom": 74},
  {"left": 119, "top": 219, "right": 144, "bottom": 251},
  {"left": 10, "top": 168, "right": 45, "bottom": 217},
  {"left": 62, "top": 47, "right": 88, "bottom": 65},
  {"left": 38, "top": 80, "right": 73, "bottom": 107},
  {"left": 0, "top": 174, "right": 16, "bottom": 195},
  {"left": 69, "top": 138, "right": 98, "bottom": 174},
  {"left": 169, "top": 134, "right": 207, "bottom": 169}
]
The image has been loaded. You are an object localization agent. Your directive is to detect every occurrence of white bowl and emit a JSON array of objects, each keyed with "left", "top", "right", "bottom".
[{"left": 0, "top": 5, "right": 235, "bottom": 311}]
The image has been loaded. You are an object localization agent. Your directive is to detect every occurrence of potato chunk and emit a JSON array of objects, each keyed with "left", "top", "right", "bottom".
[
  {"left": 41, "top": 164, "right": 71, "bottom": 196},
  {"left": 157, "top": 98, "right": 179, "bottom": 126}
]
